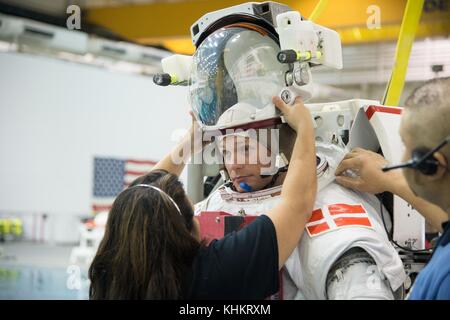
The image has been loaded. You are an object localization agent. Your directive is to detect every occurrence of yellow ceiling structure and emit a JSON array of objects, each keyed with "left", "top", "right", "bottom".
[{"left": 86, "top": 0, "right": 450, "bottom": 54}]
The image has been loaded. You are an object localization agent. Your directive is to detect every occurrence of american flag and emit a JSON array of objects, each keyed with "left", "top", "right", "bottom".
[{"left": 92, "top": 157, "right": 157, "bottom": 212}]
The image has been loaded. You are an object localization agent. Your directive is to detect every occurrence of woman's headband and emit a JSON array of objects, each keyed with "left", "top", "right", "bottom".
[{"left": 132, "top": 184, "right": 182, "bottom": 215}]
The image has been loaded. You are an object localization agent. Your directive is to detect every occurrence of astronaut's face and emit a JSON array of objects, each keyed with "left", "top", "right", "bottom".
[{"left": 221, "top": 135, "right": 273, "bottom": 192}]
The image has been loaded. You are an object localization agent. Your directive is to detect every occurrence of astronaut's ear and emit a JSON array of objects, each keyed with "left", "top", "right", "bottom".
[{"left": 427, "top": 152, "right": 447, "bottom": 181}]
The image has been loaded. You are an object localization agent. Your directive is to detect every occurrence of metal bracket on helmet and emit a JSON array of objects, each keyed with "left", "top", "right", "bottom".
[{"left": 276, "top": 10, "right": 343, "bottom": 103}]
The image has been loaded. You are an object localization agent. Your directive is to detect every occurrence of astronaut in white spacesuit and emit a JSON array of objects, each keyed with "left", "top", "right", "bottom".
[
  {"left": 188, "top": 2, "right": 406, "bottom": 300},
  {"left": 154, "top": 1, "right": 407, "bottom": 299},
  {"left": 195, "top": 123, "right": 406, "bottom": 299}
]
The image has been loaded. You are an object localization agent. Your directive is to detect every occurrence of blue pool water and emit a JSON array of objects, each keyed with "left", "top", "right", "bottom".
[{"left": 0, "top": 265, "right": 90, "bottom": 300}]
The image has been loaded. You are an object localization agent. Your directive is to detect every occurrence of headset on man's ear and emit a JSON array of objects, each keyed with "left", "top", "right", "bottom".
[{"left": 383, "top": 135, "right": 450, "bottom": 175}]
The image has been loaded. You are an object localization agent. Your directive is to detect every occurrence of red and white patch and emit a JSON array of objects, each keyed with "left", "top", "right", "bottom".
[{"left": 306, "top": 204, "right": 373, "bottom": 237}]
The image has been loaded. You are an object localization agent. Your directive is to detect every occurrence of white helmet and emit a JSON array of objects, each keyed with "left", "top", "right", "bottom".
[{"left": 189, "top": 25, "right": 289, "bottom": 132}]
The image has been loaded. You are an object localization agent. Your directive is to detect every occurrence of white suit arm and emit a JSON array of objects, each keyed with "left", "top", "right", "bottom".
[{"left": 326, "top": 248, "right": 396, "bottom": 300}]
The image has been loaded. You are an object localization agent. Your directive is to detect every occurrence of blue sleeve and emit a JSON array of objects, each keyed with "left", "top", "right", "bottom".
[{"left": 436, "top": 272, "right": 450, "bottom": 300}]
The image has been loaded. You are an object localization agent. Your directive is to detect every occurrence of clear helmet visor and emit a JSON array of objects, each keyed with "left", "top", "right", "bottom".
[{"left": 189, "top": 27, "right": 288, "bottom": 129}]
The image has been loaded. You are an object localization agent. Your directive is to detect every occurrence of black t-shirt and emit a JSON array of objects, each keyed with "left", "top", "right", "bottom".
[{"left": 185, "top": 214, "right": 279, "bottom": 299}]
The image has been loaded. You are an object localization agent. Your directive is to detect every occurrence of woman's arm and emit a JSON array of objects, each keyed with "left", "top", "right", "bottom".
[
  {"left": 335, "top": 148, "right": 448, "bottom": 232},
  {"left": 266, "top": 96, "right": 317, "bottom": 269}
]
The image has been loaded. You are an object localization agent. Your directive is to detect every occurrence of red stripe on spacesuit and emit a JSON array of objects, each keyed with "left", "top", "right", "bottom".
[
  {"left": 333, "top": 217, "right": 372, "bottom": 228},
  {"left": 307, "top": 222, "right": 330, "bottom": 235},
  {"left": 309, "top": 209, "right": 324, "bottom": 222},
  {"left": 365, "top": 105, "right": 402, "bottom": 120},
  {"left": 328, "top": 204, "right": 366, "bottom": 215}
]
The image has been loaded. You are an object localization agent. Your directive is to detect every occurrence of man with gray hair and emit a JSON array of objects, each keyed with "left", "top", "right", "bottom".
[
  {"left": 400, "top": 77, "right": 450, "bottom": 213},
  {"left": 335, "top": 77, "right": 450, "bottom": 299},
  {"left": 401, "top": 77, "right": 450, "bottom": 299}
]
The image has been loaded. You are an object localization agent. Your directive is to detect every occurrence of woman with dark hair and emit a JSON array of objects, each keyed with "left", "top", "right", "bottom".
[{"left": 89, "top": 96, "right": 317, "bottom": 299}]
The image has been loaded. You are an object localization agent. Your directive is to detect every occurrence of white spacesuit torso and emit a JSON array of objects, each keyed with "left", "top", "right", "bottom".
[{"left": 195, "top": 144, "right": 407, "bottom": 299}]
